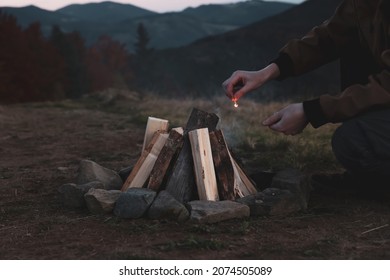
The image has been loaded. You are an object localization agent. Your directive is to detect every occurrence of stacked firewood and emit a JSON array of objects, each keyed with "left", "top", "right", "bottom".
[{"left": 121, "top": 108, "right": 257, "bottom": 203}]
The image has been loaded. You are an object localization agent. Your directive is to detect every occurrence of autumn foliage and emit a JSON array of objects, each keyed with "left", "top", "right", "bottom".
[{"left": 0, "top": 11, "right": 134, "bottom": 104}]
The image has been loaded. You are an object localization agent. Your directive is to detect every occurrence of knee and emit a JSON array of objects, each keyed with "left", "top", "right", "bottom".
[
  {"left": 331, "top": 121, "right": 355, "bottom": 159},
  {"left": 331, "top": 120, "right": 365, "bottom": 172}
]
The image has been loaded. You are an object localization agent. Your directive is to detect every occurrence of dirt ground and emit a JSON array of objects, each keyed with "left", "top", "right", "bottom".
[{"left": 0, "top": 103, "right": 389, "bottom": 260}]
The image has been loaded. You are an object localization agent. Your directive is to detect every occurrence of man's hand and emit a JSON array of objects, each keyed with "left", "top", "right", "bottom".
[
  {"left": 222, "top": 63, "right": 280, "bottom": 101},
  {"left": 262, "top": 103, "right": 309, "bottom": 135}
]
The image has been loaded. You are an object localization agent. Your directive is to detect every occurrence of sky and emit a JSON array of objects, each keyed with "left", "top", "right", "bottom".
[{"left": 0, "top": 0, "right": 304, "bottom": 12}]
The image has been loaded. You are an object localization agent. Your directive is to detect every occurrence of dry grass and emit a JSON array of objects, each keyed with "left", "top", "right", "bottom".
[
  {"left": 123, "top": 93, "right": 343, "bottom": 174},
  {"left": 36, "top": 90, "right": 343, "bottom": 174}
]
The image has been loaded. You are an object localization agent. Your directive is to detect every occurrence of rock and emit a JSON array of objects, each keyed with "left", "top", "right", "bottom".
[
  {"left": 58, "top": 181, "right": 105, "bottom": 208},
  {"left": 76, "top": 159, "right": 123, "bottom": 190},
  {"left": 147, "top": 191, "right": 189, "bottom": 222},
  {"left": 187, "top": 200, "right": 250, "bottom": 224},
  {"left": 84, "top": 188, "right": 122, "bottom": 214},
  {"left": 114, "top": 188, "right": 156, "bottom": 219},
  {"left": 261, "top": 188, "right": 302, "bottom": 216},
  {"left": 270, "top": 168, "right": 310, "bottom": 210},
  {"left": 118, "top": 166, "right": 133, "bottom": 182},
  {"left": 236, "top": 192, "right": 268, "bottom": 217},
  {"left": 236, "top": 187, "right": 304, "bottom": 217},
  {"left": 248, "top": 170, "right": 276, "bottom": 191}
]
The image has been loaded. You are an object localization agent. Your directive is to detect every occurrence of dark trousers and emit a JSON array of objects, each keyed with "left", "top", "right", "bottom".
[
  {"left": 332, "top": 109, "right": 390, "bottom": 181},
  {"left": 331, "top": 44, "right": 389, "bottom": 185}
]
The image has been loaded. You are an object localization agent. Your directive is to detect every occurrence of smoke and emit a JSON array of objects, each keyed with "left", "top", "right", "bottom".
[{"left": 212, "top": 106, "right": 246, "bottom": 149}]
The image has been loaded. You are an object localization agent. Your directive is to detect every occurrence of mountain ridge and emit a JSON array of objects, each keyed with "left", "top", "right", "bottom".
[
  {"left": 138, "top": 0, "right": 343, "bottom": 100},
  {"left": 0, "top": 0, "right": 294, "bottom": 50}
]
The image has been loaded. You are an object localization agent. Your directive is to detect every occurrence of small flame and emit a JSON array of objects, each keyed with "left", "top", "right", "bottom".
[{"left": 231, "top": 97, "right": 239, "bottom": 108}]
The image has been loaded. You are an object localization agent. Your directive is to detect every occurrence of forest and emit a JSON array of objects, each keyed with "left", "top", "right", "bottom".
[{"left": 0, "top": 11, "right": 150, "bottom": 104}]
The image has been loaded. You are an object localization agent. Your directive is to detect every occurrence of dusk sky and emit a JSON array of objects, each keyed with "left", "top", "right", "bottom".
[{"left": 0, "top": 0, "right": 304, "bottom": 12}]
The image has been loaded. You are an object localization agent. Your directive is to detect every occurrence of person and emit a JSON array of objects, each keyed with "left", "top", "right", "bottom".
[{"left": 222, "top": 0, "right": 390, "bottom": 194}]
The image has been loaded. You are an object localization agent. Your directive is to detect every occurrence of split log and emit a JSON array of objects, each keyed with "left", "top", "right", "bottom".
[
  {"left": 122, "top": 131, "right": 169, "bottom": 191},
  {"left": 189, "top": 128, "right": 219, "bottom": 201},
  {"left": 234, "top": 160, "right": 258, "bottom": 195},
  {"left": 147, "top": 129, "right": 184, "bottom": 191},
  {"left": 165, "top": 108, "right": 219, "bottom": 203},
  {"left": 142, "top": 117, "right": 169, "bottom": 151},
  {"left": 171, "top": 127, "right": 184, "bottom": 135},
  {"left": 209, "top": 130, "right": 236, "bottom": 200},
  {"left": 184, "top": 108, "right": 219, "bottom": 133},
  {"left": 229, "top": 152, "right": 258, "bottom": 197}
]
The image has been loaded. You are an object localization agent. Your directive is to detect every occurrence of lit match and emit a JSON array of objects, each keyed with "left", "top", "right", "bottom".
[{"left": 232, "top": 97, "right": 239, "bottom": 108}]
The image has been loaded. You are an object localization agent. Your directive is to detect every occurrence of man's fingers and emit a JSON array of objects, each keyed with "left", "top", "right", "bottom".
[
  {"left": 262, "top": 112, "right": 281, "bottom": 126},
  {"left": 223, "top": 75, "right": 244, "bottom": 99},
  {"left": 233, "top": 87, "right": 246, "bottom": 101}
]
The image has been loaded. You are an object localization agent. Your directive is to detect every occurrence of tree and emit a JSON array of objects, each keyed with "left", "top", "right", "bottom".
[
  {"left": 131, "top": 23, "right": 154, "bottom": 89},
  {"left": 49, "top": 25, "right": 88, "bottom": 99},
  {"left": 134, "top": 23, "right": 152, "bottom": 58},
  {"left": 0, "top": 12, "right": 65, "bottom": 103},
  {"left": 86, "top": 35, "right": 132, "bottom": 92},
  {"left": 0, "top": 11, "right": 24, "bottom": 102}
]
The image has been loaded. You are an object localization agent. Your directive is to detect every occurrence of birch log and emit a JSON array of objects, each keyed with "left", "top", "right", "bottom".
[{"left": 189, "top": 128, "right": 219, "bottom": 201}]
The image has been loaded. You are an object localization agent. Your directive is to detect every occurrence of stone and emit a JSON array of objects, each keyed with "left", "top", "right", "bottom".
[
  {"left": 260, "top": 188, "right": 302, "bottom": 216},
  {"left": 84, "top": 188, "right": 122, "bottom": 214},
  {"left": 76, "top": 159, "right": 123, "bottom": 190},
  {"left": 58, "top": 181, "right": 104, "bottom": 208},
  {"left": 270, "top": 168, "right": 310, "bottom": 209},
  {"left": 147, "top": 191, "right": 189, "bottom": 222},
  {"left": 118, "top": 166, "right": 133, "bottom": 182},
  {"left": 236, "top": 187, "right": 304, "bottom": 217},
  {"left": 187, "top": 200, "right": 250, "bottom": 224},
  {"left": 248, "top": 170, "right": 276, "bottom": 191},
  {"left": 236, "top": 192, "right": 268, "bottom": 217},
  {"left": 114, "top": 188, "right": 156, "bottom": 219}
]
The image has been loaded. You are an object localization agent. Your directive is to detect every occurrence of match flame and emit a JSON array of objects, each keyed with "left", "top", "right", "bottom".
[{"left": 232, "top": 98, "right": 238, "bottom": 108}]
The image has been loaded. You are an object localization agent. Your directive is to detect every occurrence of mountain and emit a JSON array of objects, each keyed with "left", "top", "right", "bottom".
[
  {"left": 0, "top": 0, "right": 293, "bottom": 50},
  {"left": 107, "top": 12, "right": 238, "bottom": 51},
  {"left": 0, "top": 5, "right": 79, "bottom": 35},
  {"left": 181, "top": 0, "right": 294, "bottom": 26},
  {"left": 56, "top": 1, "right": 155, "bottom": 23},
  {"left": 138, "top": 0, "right": 343, "bottom": 100},
  {"left": 1, "top": 2, "right": 156, "bottom": 38}
]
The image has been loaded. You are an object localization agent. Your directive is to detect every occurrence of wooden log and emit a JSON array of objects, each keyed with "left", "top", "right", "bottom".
[
  {"left": 209, "top": 130, "right": 236, "bottom": 200},
  {"left": 121, "top": 131, "right": 169, "bottom": 191},
  {"left": 163, "top": 136, "right": 194, "bottom": 202},
  {"left": 165, "top": 108, "right": 219, "bottom": 203},
  {"left": 142, "top": 117, "right": 169, "bottom": 152},
  {"left": 228, "top": 152, "right": 258, "bottom": 197},
  {"left": 171, "top": 127, "right": 184, "bottom": 135},
  {"left": 184, "top": 108, "right": 219, "bottom": 133},
  {"left": 189, "top": 128, "right": 219, "bottom": 201},
  {"left": 147, "top": 129, "right": 183, "bottom": 191},
  {"left": 234, "top": 160, "right": 257, "bottom": 195}
]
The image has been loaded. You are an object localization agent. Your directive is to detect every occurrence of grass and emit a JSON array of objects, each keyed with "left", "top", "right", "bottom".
[
  {"left": 24, "top": 89, "right": 344, "bottom": 175},
  {"left": 119, "top": 92, "right": 343, "bottom": 174}
]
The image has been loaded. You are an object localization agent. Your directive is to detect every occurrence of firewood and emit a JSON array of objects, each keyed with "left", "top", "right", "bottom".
[
  {"left": 147, "top": 129, "right": 184, "bottom": 191},
  {"left": 142, "top": 117, "right": 169, "bottom": 152},
  {"left": 209, "top": 130, "right": 236, "bottom": 200},
  {"left": 122, "top": 131, "right": 169, "bottom": 191},
  {"left": 229, "top": 153, "right": 258, "bottom": 197},
  {"left": 165, "top": 108, "right": 219, "bottom": 203},
  {"left": 189, "top": 128, "right": 219, "bottom": 201},
  {"left": 171, "top": 127, "right": 184, "bottom": 134},
  {"left": 184, "top": 108, "right": 219, "bottom": 133}
]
